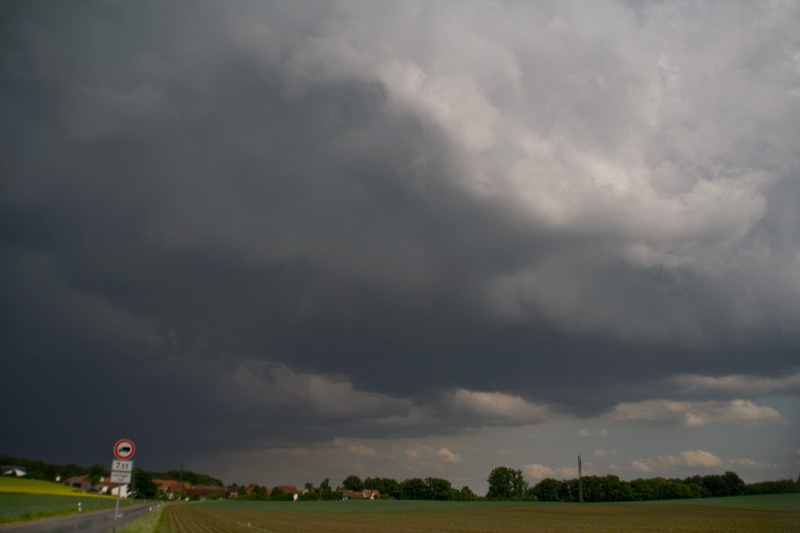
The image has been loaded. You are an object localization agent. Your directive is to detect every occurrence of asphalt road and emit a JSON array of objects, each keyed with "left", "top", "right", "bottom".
[{"left": 0, "top": 504, "right": 154, "bottom": 533}]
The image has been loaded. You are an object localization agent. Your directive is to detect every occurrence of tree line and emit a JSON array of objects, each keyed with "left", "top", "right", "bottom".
[
  {"left": 340, "top": 475, "right": 479, "bottom": 501},
  {"left": 1, "top": 455, "right": 110, "bottom": 485},
  {"left": 487, "top": 467, "right": 799, "bottom": 502},
  {"left": 237, "top": 469, "right": 797, "bottom": 503},
  {"left": 5, "top": 455, "right": 797, "bottom": 502},
  {"left": 227, "top": 476, "right": 479, "bottom": 501}
]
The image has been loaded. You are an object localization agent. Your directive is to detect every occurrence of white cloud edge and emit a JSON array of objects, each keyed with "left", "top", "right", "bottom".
[
  {"left": 525, "top": 450, "right": 775, "bottom": 480},
  {"left": 611, "top": 398, "right": 788, "bottom": 427},
  {"left": 447, "top": 389, "right": 554, "bottom": 423},
  {"left": 671, "top": 372, "right": 800, "bottom": 397}
]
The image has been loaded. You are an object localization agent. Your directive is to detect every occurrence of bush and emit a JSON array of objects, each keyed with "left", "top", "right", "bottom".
[{"left": 269, "top": 488, "right": 294, "bottom": 501}]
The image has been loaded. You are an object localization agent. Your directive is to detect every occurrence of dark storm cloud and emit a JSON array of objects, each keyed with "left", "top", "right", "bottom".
[{"left": 2, "top": 1, "right": 798, "bottom": 468}]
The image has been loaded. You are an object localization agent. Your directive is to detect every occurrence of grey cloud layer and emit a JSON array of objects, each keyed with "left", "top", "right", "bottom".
[{"left": 1, "top": 0, "right": 798, "bottom": 466}]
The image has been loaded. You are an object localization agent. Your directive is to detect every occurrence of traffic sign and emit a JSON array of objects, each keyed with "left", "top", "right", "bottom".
[
  {"left": 114, "top": 439, "right": 135, "bottom": 460},
  {"left": 111, "top": 460, "right": 133, "bottom": 472},
  {"left": 110, "top": 471, "right": 132, "bottom": 484}
]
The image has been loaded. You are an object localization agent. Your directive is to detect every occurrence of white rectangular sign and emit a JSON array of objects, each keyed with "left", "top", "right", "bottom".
[
  {"left": 110, "top": 471, "right": 132, "bottom": 484},
  {"left": 111, "top": 460, "right": 133, "bottom": 472}
]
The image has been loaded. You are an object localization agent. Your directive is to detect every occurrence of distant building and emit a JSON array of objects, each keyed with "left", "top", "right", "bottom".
[
  {"left": 63, "top": 475, "right": 92, "bottom": 492},
  {"left": 153, "top": 478, "right": 190, "bottom": 498},
  {"left": 2, "top": 466, "right": 26, "bottom": 477},
  {"left": 341, "top": 489, "right": 380, "bottom": 500},
  {"left": 95, "top": 479, "right": 130, "bottom": 498},
  {"left": 271, "top": 485, "right": 298, "bottom": 495},
  {"left": 185, "top": 485, "right": 227, "bottom": 499},
  {"left": 63, "top": 475, "right": 129, "bottom": 497},
  {"left": 154, "top": 479, "right": 227, "bottom": 499}
]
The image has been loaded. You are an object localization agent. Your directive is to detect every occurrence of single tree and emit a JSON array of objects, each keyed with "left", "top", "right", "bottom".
[
  {"left": 399, "top": 478, "right": 427, "bottom": 500},
  {"left": 365, "top": 477, "right": 400, "bottom": 499},
  {"left": 132, "top": 469, "right": 158, "bottom": 499},
  {"left": 425, "top": 477, "right": 453, "bottom": 500},
  {"left": 458, "top": 486, "right": 478, "bottom": 501},
  {"left": 87, "top": 463, "right": 107, "bottom": 486},
  {"left": 487, "top": 466, "right": 527, "bottom": 500},
  {"left": 319, "top": 478, "right": 335, "bottom": 500},
  {"left": 342, "top": 475, "right": 364, "bottom": 491},
  {"left": 531, "top": 478, "right": 560, "bottom": 501}
]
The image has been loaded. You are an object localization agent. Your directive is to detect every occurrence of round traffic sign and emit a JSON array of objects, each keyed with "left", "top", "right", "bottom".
[{"left": 114, "top": 439, "right": 135, "bottom": 460}]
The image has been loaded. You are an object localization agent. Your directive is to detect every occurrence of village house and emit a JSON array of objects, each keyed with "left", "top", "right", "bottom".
[
  {"left": 341, "top": 489, "right": 380, "bottom": 500},
  {"left": 63, "top": 475, "right": 93, "bottom": 492},
  {"left": 2, "top": 466, "right": 27, "bottom": 477},
  {"left": 63, "top": 475, "right": 129, "bottom": 497},
  {"left": 95, "top": 478, "right": 129, "bottom": 498},
  {"left": 154, "top": 479, "right": 227, "bottom": 500},
  {"left": 185, "top": 484, "right": 227, "bottom": 499},
  {"left": 153, "top": 478, "right": 190, "bottom": 498}
]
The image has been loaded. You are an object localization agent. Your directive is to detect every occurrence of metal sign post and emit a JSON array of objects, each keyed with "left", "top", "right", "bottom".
[{"left": 112, "top": 439, "right": 135, "bottom": 532}]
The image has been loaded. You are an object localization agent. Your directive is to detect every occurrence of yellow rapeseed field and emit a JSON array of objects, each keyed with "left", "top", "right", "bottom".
[{"left": 0, "top": 477, "right": 104, "bottom": 496}]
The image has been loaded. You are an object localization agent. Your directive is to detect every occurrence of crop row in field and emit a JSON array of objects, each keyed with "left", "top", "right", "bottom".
[
  {"left": 163, "top": 495, "right": 800, "bottom": 532},
  {"left": 203, "top": 498, "right": 536, "bottom": 513}
]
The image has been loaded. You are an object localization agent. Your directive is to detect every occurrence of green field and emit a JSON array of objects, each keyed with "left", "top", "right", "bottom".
[
  {"left": 0, "top": 477, "right": 128, "bottom": 524},
  {"left": 158, "top": 494, "right": 800, "bottom": 532},
  {"left": 202, "top": 499, "right": 533, "bottom": 513}
]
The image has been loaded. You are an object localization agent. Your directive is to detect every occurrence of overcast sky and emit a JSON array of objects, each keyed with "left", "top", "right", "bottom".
[{"left": 2, "top": 0, "right": 799, "bottom": 494}]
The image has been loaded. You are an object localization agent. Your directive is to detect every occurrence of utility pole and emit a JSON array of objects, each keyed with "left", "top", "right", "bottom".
[
  {"left": 179, "top": 463, "right": 185, "bottom": 500},
  {"left": 578, "top": 455, "right": 583, "bottom": 503}
]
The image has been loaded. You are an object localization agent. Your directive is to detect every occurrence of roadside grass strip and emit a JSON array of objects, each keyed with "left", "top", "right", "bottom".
[{"left": 116, "top": 503, "right": 169, "bottom": 533}]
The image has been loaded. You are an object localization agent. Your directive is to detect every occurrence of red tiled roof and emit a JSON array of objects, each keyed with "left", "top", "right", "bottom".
[
  {"left": 341, "top": 489, "right": 380, "bottom": 499},
  {"left": 185, "top": 485, "right": 226, "bottom": 496},
  {"left": 63, "top": 475, "right": 92, "bottom": 488}
]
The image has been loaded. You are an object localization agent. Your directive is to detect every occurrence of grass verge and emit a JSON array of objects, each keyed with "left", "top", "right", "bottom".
[{"left": 117, "top": 503, "right": 170, "bottom": 533}]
